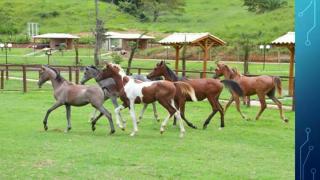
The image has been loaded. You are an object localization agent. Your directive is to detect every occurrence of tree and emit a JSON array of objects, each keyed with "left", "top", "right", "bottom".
[
  {"left": 94, "top": 0, "right": 107, "bottom": 66},
  {"left": 142, "top": 0, "right": 185, "bottom": 22},
  {"left": 126, "top": 32, "right": 147, "bottom": 75},
  {"left": 237, "top": 32, "right": 262, "bottom": 74}
]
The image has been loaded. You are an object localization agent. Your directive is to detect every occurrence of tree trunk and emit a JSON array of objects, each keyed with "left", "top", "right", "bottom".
[
  {"left": 153, "top": 10, "right": 159, "bottom": 22},
  {"left": 243, "top": 46, "right": 249, "bottom": 75},
  {"left": 94, "top": 0, "right": 100, "bottom": 66},
  {"left": 74, "top": 40, "right": 79, "bottom": 65}
]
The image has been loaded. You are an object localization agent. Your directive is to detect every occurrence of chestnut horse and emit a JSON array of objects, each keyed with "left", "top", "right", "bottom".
[
  {"left": 214, "top": 62, "right": 288, "bottom": 122},
  {"left": 38, "top": 66, "right": 115, "bottom": 134},
  {"left": 97, "top": 63, "right": 197, "bottom": 137},
  {"left": 147, "top": 61, "right": 244, "bottom": 129}
]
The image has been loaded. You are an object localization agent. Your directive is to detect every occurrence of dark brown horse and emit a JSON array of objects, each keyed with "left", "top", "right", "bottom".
[
  {"left": 147, "top": 61, "right": 244, "bottom": 129},
  {"left": 97, "top": 63, "right": 198, "bottom": 137},
  {"left": 214, "top": 62, "right": 288, "bottom": 122}
]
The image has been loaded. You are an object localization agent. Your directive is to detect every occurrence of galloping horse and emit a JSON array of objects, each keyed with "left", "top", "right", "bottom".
[
  {"left": 97, "top": 63, "right": 197, "bottom": 137},
  {"left": 38, "top": 66, "right": 115, "bottom": 134},
  {"left": 80, "top": 65, "right": 159, "bottom": 126},
  {"left": 214, "top": 62, "right": 288, "bottom": 122},
  {"left": 147, "top": 61, "right": 244, "bottom": 129}
]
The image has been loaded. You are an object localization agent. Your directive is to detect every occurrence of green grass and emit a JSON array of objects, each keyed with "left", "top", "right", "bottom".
[
  {"left": 0, "top": 90, "right": 294, "bottom": 179},
  {"left": 1, "top": 0, "right": 294, "bottom": 43}
]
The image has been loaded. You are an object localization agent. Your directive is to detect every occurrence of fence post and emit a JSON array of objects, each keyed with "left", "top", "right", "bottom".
[
  {"left": 138, "top": 68, "right": 141, "bottom": 75},
  {"left": 5, "top": 64, "right": 9, "bottom": 80},
  {"left": 22, "top": 65, "right": 27, "bottom": 93},
  {"left": 75, "top": 67, "right": 79, "bottom": 84},
  {"left": 0, "top": 70, "right": 4, "bottom": 89},
  {"left": 199, "top": 72, "right": 203, "bottom": 78},
  {"left": 68, "top": 66, "right": 72, "bottom": 81}
]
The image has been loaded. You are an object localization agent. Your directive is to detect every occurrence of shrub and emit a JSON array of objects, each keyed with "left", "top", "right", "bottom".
[
  {"left": 243, "top": 0, "right": 287, "bottom": 13},
  {"left": 111, "top": 52, "right": 124, "bottom": 64}
]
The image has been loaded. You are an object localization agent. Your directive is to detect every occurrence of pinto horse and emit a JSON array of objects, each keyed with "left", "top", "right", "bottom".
[
  {"left": 80, "top": 65, "right": 159, "bottom": 126},
  {"left": 38, "top": 66, "right": 115, "bottom": 134},
  {"left": 147, "top": 61, "right": 244, "bottom": 129},
  {"left": 97, "top": 63, "right": 197, "bottom": 137},
  {"left": 214, "top": 62, "right": 288, "bottom": 122}
]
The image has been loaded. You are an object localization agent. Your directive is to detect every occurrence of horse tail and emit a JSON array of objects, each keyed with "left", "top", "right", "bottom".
[
  {"left": 174, "top": 82, "right": 198, "bottom": 102},
  {"left": 221, "top": 80, "right": 243, "bottom": 97},
  {"left": 273, "top": 76, "right": 282, "bottom": 97}
]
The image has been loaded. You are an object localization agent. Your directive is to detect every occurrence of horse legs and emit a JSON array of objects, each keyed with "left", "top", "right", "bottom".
[
  {"left": 234, "top": 95, "right": 248, "bottom": 120},
  {"left": 152, "top": 102, "right": 160, "bottom": 122},
  {"left": 203, "top": 96, "right": 224, "bottom": 129},
  {"left": 89, "top": 109, "right": 98, "bottom": 123},
  {"left": 110, "top": 96, "right": 124, "bottom": 129},
  {"left": 224, "top": 97, "right": 234, "bottom": 113},
  {"left": 268, "top": 95, "right": 288, "bottom": 123},
  {"left": 43, "top": 102, "right": 63, "bottom": 131},
  {"left": 180, "top": 103, "right": 197, "bottom": 129},
  {"left": 114, "top": 105, "right": 126, "bottom": 130},
  {"left": 138, "top": 103, "right": 148, "bottom": 123},
  {"left": 128, "top": 100, "right": 138, "bottom": 136},
  {"left": 255, "top": 93, "right": 267, "bottom": 120},
  {"left": 92, "top": 106, "right": 115, "bottom": 134},
  {"left": 65, "top": 105, "right": 72, "bottom": 132}
]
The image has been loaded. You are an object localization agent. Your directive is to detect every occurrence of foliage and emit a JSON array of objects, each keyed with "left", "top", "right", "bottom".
[
  {"left": 243, "top": 0, "right": 288, "bottom": 13},
  {"left": 141, "top": 0, "right": 185, "bottom": 22},
  {"left": 110, "top": 52, "right": 124, "bottom": 64},
  {"left": 37, "top": 11, "right": 60, "bottom": 19},
  {"left": 0, "top": 2, "right": 19, "bottom": 34}
]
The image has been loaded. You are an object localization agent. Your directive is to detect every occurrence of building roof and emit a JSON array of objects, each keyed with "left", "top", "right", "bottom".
[
  {"left": 271, "top": 32, "right": 295, "bottom": 45},
  {"left": 105, "top": 32, "right": 154, "bottom": 40},
  {"left": 33, "top": 33, "right": 80, "bottom": 39},
  {"left": 159, "top": 32, "right": 226, "bottom": 45}
]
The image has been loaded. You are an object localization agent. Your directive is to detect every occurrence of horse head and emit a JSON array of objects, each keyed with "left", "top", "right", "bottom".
[
  {"left": 38, "top": 65, "right": 60, "bottom": 88},
  {"left": 97, "top": 63, "right": 125, "bottom": 81},
  {"left": 80, "top": 65, "right": 99, "bottom": 84}
]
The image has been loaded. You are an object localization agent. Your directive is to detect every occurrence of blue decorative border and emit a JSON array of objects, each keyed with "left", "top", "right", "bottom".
[{"left": 296, "top": 0, "right": 320, "bottom": 179}]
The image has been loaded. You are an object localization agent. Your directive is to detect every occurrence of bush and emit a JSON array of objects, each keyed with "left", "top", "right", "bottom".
[
  {"left": 243, "top": 0, "right": 287, "bottom": 13},
  {"left": 111, "top": 52, "right": 124, "bottom": 64}
]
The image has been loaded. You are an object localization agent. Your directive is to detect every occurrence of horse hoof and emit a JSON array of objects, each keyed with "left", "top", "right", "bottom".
[
  {"left": 179, "top": 133, "right": 184, "bottom": 138},
  {"left": 130, "top": 132, "right": 136, "bottom": 136},
  {"left": 219, "top": 127, "right": 223, "bottom": 130},
  {"left": 92, "top": 126, "right": 96, "bottom": 132},
  {"left": 190, "top": 125, "right": 197, "bottom": 129},
  {"left": 44, "top": 126, "right": 48, "bottom": 131},
  {"left": 284, "top": 118, "right": 289, "bottom": 123},
  {"left": 160, "top": 130, "right": 164, "bottom": 134},
  {"left": 202, "top": 125, "right": 207, "bottom": 130},
  {"left": 121, "top": 127, "right": 125, "bottom": 131}
]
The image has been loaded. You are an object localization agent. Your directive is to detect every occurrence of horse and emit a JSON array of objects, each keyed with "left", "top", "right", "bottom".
[
  {"left": 214, "top": 62, "right": 288, "bottom": 122},
  {"left": 37, "top": 65, "right": 115, "bottom": 134},
  {"left": 80, "top": 65, "right": 160, "bottom": 127},
  {"left": 97, "top": 63, "right": 198, "bottom": 137},
  {"left": 147, "top": 60, "right": 244, "bottom": 129}
]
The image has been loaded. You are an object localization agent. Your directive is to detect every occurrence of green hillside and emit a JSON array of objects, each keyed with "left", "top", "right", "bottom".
[{"left": 0, "top": 0, "right": 294, "bottom": 42}]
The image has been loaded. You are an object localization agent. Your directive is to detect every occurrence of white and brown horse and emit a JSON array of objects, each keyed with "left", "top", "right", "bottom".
[
  {"left": 147, "top": 61, "right": 244, "bottom": 129},
  {"left": 38, "top": 66, "right": 115, "bottom": 134},
  {"left": 97, "top": 63, "right": 197, "bottom": 137},
  {"left": 214, "top": 62, "right": 288, "bottom": 122}
]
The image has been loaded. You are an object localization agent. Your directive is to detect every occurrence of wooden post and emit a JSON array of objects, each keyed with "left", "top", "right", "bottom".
[
  {"left": 5, "top": 64, "right": 8, "bottom": 80},
  {"left": 138, "top": 68, "right": 141, "bottom": 75},
  {"left": 75, "top": 67, "right": 79, "bottom": 84},
  {"left": 288, "top": 45, "right": 295, "bottom": 96},
  {"left": 22, "top": 65, "right": 27, "bottom": 93},
  {"left": 68, "top": 66, "right": 72, "bottom": 81},
  {"left": 202, "top": 47, "right": 208, "bottom": 78},
  {"left": 38, "top": 70, "right": 41, "bottom": 79},
  {"left": 0, "top": 70, "right": 4, "bottom": 89},
  {"left": 174, "top": 46, "right": 180, "bottom": 75}
]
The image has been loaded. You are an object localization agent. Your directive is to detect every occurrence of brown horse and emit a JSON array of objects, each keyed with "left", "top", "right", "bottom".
[
  {"left": 214, "top": 62, "right": 288, "bottom": 122},
  {"left": 37, "top": 66, "right": 115, "bottom": 134},
  {"left": 147, "top": 61, "right": 244, "bottom": 129},
  {"left": 97, "top": 63, "right": 197, "bottom": 137}
]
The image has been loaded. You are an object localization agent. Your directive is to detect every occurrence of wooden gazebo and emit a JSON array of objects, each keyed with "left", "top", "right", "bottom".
[
  {"left": 271, "top": 32, "right": 295, "bottom": 96},
  {"left": 159, "top": 33, "right": 226, "bottom": 78}
]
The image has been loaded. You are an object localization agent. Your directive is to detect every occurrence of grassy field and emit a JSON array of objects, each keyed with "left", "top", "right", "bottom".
[
  {"left": 0, "top": 89, "right": 294, "bottom": 179},
  {"left": 0, "top": 0, "right": 294, "bottom": 43}
]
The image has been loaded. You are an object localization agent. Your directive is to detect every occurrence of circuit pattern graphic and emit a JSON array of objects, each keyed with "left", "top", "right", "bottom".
[
  {"left": 298, "top": 0, "right": 317, "bottom": 46},
  {"left": 299, "top": 128, "right": 316, "bottom": 180}
]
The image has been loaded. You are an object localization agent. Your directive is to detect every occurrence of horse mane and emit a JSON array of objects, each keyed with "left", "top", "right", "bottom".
[
  {"left": 108, "top": 63, "right": 127, "bottom": 78},
  {"left": 47, "top": 66, "right": 65, "bottom": 83},
  {"left": 164, "top": 64, "right": 178, "bottom": 81},
  {"left": 231, "top": 68, "right": 242, "bottom": 76}
]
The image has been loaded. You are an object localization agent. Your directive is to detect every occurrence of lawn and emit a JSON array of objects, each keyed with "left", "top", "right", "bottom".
[{"left": 0, "top": 89, "right": 294, "bottom": 179}]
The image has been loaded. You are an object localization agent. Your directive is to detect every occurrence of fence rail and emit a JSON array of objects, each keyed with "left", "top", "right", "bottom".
[{"left": 0, "top": 64, "right": 293, "bottom": 92}]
